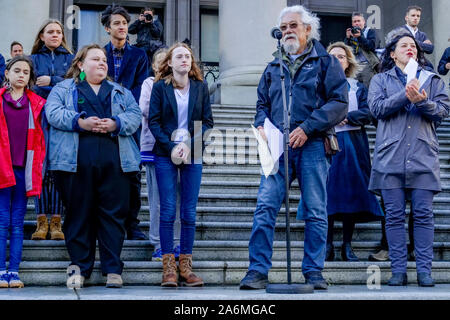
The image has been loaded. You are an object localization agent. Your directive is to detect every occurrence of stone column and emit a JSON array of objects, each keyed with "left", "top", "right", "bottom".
[
  {"left": 215, "top": 0, "right": 287, "bottom": 105},
  {"left": 164, "top": 0, "right": 201, "bottom": 58},
  {"left": 432, "top": 0, "right": 450, "bottom": 91},
  {"left": 0, "top": 0, "right": 50, "bottom": 56}
]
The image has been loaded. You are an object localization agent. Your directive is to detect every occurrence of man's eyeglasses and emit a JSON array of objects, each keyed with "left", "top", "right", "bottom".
[{"left": 280, "top": 22, "right": 304, "bottom": 32}]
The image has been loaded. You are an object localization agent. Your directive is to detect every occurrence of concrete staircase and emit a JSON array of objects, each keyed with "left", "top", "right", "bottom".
[{"left": 14, "top": 104, "right": 450, "bottom": 286}]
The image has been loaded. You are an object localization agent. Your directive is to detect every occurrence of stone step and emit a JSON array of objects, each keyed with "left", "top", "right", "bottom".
[
  {"left": 23, "top": 202, "right": 450, "bottom": 225},
  {"left": 12, "top": 260, "right": 450, "bottom": 286},
  {"left": 12, "top": 240, "right": 450, "bottom": 262}
]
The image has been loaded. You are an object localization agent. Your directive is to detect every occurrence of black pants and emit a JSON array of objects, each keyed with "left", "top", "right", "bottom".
[
  {"left": 54, "top": 135, "right": 132, "bottom": 278},
  {"left": 327, "top": 215, "right": 355, "bottom": 244},
  {"left": 125, "top": 129, "right": 141, "bottom": 232}
]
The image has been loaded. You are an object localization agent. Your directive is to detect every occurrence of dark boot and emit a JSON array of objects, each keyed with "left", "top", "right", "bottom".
[
  {"left": 325, "top": 243, "right": 335, "bottom": 261},
  {"left": 388, "top": 273, "right": 407, "bottom": 286},
  {"left": 341, "top": 242, "right": 359, "bottom": 261},
  {"left": 417, "top": 273, "right": 435, "bottom": 287}
]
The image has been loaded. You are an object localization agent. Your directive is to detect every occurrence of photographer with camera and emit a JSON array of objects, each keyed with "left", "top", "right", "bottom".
[
  {"left": 344, "top": 12, "right": 379, "bottom": 88},
  {"left": 129, "top": 7, "right": 164, "bottom": 71}
]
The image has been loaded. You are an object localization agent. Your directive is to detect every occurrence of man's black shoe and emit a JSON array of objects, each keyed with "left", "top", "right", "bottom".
[
  {"left": 127, "top": 225, "right": 147, "bottom": 240},
  {"left": 304, "top": 271, "right": 328, "bottom": 290},
  {"left": 239, "top": 270, "right": 268, "bottom": 290},
  {"left": 388, "top": 273, "right": 407, "bottom": 286},
  {"left": 417, "top": 273, "right": 435, "bottom": 287}
]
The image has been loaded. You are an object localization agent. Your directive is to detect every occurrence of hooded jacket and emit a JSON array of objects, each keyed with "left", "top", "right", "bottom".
[{"left": 0, "top": 87, "right": 46, "bottom": 196}]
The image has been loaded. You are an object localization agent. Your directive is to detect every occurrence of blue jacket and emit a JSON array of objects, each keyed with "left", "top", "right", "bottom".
[
  {"left": 254, "top": 39, "right": 348, "bottom": 138},
  {"left": 149, "top": 79, "right": 214, "bottom": 159},
  {"left": 31, "top": 46, "right": 74, "bottom": 99},
  {"left": 401, "top": 25, "right": 434, "bottom": 54},
  {"left": 0, "top": 54, "right": 5, "bottom": 84},
  {"left": 438, "top": 47, "right": 450, "bottom": 76},
  {"left": 368, "top": 67, "right": 450, "bottom": 194},
  {"left": 45, "top": 79, "right": 142, "bottom": 173},
  {"left": 104, "top": 42, "right": 149, "bottom": 103}
]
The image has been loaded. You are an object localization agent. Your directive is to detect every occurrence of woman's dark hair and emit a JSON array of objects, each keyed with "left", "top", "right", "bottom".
[
  {"left": 101, "top": 5, "right": 131, "bottom": 27},
  {"left": 2, "top": 55, "right": 36, "bottom": 89},
  {"left": 379, "top": 29, "right": 426, "bottom": 72}
]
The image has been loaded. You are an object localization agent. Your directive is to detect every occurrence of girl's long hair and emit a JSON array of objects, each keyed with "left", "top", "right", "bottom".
[
  {"left": 2, "top": 55, "right": 36, "bottom": 90},
  {"left": 154, "top": 42, "right": 203, "bottom": 87},
  {"left": 66, "top": 44, "right": 108, "bottom": 83},
  {"left": 31, "top": 19, "right": 73, "bottom": 55}
]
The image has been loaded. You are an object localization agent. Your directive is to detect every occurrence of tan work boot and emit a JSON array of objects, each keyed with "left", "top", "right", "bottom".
[
  {"left": 178, "top": 254, "right": 204, "bottom": 287},
  {"left": 106, "top": 273, "right": 123, "bottom": 288},
  {"left": 161, "top": 254, "right": 178, "bottom": 287},
  {"left": 49, "top": 215, "right": 65, "bottom": 240},
  {"left": 31, "top": 216, "right": 48, "bottom": 240}
]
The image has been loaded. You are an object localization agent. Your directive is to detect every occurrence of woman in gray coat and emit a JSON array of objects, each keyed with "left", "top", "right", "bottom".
[{"left": 368, "top": 29, "right": 449, "bottom": 287}]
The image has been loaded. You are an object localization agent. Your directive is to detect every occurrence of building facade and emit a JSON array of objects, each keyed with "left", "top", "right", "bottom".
[{"left": 0, "top": 0, "right": 448, "bottom": 101}]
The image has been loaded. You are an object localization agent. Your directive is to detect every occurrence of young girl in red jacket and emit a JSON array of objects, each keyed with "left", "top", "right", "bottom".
[{"left": 0, "top": 56, "right": 46, "bottom": 288}]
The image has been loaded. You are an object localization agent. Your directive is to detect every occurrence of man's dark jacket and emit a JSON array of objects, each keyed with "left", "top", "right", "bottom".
[
  {"left": 254, "top": 39, "right": 348, "bottom": 138},
  {"left": 104, "top": 42, "right": 149, "bottom": 103}
]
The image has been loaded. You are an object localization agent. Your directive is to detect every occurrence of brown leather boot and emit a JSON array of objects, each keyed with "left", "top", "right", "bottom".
[
  {"left": 161, "top": 254, "right": 178, "bottom": 287},
  {"left": 49, "top": 216, "right": 65, "bottom": 240},
  {"left": 178, "top": 254, "right": 204, "bottom": 287},
  {"left": 31, "top": 216, "right": 48, "bottom": 240}
]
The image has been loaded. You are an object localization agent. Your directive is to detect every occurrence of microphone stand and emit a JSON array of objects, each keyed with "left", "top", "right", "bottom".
[{"left": 265, "top": 37, "right": 314, "bottom": 295}]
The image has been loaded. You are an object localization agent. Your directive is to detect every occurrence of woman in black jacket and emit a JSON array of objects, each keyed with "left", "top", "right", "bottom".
[{"left": 149, "top": 42, "right": 213, "bottom": 287}]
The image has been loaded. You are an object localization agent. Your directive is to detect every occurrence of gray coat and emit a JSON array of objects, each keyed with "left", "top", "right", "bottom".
[{"left": 368, "top": 67, "right": 450, "bottom": 194}]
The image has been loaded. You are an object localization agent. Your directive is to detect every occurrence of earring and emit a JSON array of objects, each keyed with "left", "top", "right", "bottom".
[
  {"left": 4, "top": 79, "right": 11, "bottom": 90},
  {"left": 79, "top": 68, "right": 86, "bottom": 81}
]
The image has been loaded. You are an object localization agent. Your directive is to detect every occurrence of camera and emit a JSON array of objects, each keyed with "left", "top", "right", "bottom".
[
  {"left": 351, "top": 26, "right": 361, "bottom": 35},
  {"left": 144, "top": 13, "right": 153, "bottom": 22}
]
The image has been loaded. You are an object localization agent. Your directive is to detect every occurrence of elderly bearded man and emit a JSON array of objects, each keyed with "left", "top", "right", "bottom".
[{"left": 239, "top": 5, "right": 348, "bottom": 291}]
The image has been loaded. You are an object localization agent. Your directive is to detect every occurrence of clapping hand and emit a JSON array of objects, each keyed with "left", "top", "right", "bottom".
[{"left": 406, "top": 79, "right": 427, "bottom": 104}]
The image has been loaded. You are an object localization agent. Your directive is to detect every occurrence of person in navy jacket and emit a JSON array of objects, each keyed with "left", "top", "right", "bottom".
[
  {"left": 148, "top": 42, "right": 213, "bottom": 287},
  {"left": 239, "top": 5, "right": 348, "bottom": 291},
  {"left": 30, "top": 20, "right": 74, "bottom": 100},
  {"left": 325, "top": 42, "right": 383, "bottom": 263},
  {"left": 101, "top": 5, "right": 149, "bottom": 240},
  {"left": 400, "top": 5, "right": 434, "bottom": 70},
  {"left": 30, "top": 19, "right": 74, "bottom": 242},
  {"left": 344, "top": 12, "right": 379, "bottom": 88},
  {"left": 438, "top": 46, "right": 450, "bottom": 77}
]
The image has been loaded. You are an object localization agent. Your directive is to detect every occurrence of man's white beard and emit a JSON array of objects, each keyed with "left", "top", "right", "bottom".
[{"left": 282, "top": 36, "right": 300, "bottom": 55}]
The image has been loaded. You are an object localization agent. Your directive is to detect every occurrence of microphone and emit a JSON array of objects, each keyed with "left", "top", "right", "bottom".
[{"left": 270, "top": 26, "right": 283, "bottom": 40}]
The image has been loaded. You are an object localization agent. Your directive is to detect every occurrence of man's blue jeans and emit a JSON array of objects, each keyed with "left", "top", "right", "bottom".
[
  {"left": 0, "top": 168, "right": 27, "bottom": 272},
  {"left": 248, "top": 138, "right": 330, "bottom": 276},
  {"left": 155, "top": 156, "right": 203, "bottom": 255}
]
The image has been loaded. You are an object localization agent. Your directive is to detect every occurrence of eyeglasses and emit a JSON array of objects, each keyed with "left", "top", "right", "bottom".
[{"left": 280, "top": 22, "right": 304, "bottom": 32}]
